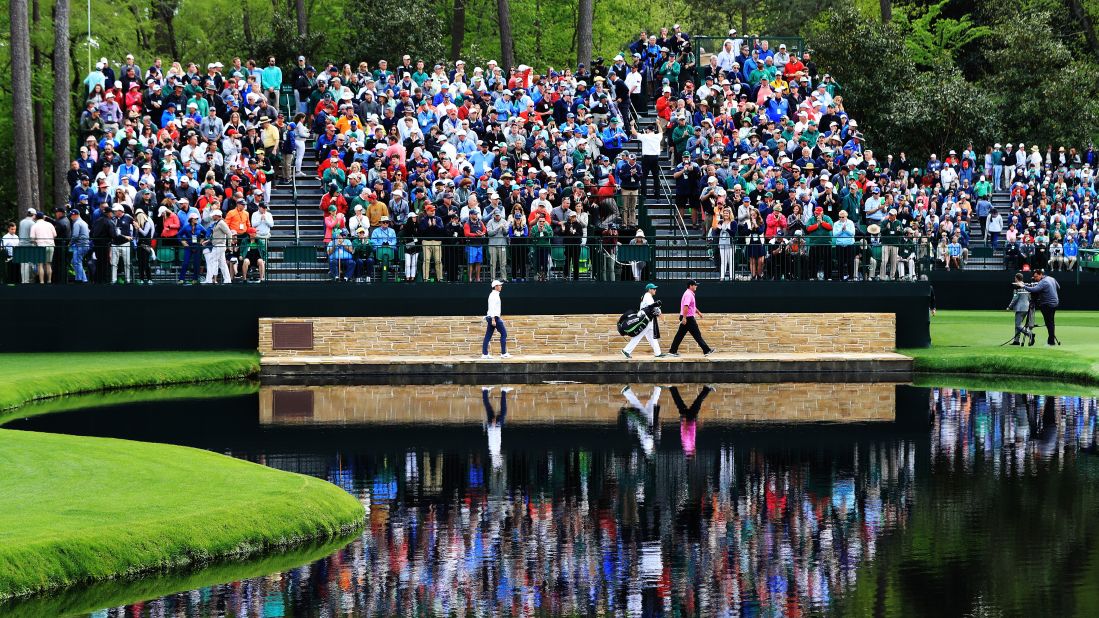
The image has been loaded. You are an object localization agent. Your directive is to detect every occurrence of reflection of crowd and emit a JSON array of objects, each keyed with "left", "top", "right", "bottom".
[
  {"left": 101, "top": 387, "right": 1099, "bottom": 617},
  {"left": 932, "top": 388, "right": 1098, "bottom": 469}
]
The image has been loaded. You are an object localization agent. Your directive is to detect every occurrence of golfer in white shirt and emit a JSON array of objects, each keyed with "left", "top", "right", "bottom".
[{"left": 482, "top": 279, "right": 510, "bottom": 359}]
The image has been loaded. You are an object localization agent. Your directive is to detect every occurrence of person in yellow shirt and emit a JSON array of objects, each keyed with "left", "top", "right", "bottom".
[
  {"left": 259, "top": 116, "right": 280, "bottom": 158},
  {"left": 335, "top": 108, "right": 362, "bottom": 135},
  {"left": 365, "top": 193, "right": 390, "bottom": 227}
]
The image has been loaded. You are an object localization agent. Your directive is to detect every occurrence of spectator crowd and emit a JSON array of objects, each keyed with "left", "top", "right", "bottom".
[{"left": 2, "top": 27, "right": 1096, "bottom": 284}]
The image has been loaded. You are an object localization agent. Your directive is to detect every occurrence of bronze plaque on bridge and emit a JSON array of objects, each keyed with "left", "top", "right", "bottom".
[{"left": 271, "top": 321, "right": 314, "bottom": 350}]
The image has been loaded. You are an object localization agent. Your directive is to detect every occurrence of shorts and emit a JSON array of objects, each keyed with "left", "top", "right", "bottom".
[
  {"left": 42, "top": 246, "right": 55, "bottom": 263},
  {"left": 467, "top": 246, "right": 483, "bottom": 263},
  {"left": 245, "top": 248, "right": 263, "bottom": 262}
]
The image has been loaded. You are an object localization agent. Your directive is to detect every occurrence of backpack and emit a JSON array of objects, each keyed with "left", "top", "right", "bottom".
[{"left": 617, "top": 310, "right": 650, "bottom": 337}]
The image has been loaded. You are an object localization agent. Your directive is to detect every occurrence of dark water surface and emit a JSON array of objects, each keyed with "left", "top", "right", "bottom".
[{"left": 4, "top": 383, "right": 1099, "bottom": 617}]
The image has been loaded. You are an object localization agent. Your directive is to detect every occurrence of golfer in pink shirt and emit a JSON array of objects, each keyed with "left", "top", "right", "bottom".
[{"left": 667, "top": 279, "right": 714, "bottom": 356}]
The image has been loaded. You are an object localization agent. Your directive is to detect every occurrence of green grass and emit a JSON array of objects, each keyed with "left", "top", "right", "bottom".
[
  {"left": 0, "top": 430, "right": 364, "bottom": 600},
  {"left": 0, "top": 535, "right": 354, "bottom": 618},
  {"left": 900, "top": 310, "right": 1099, "bottom": 385},
  {"left": 0, "top": 352, "right": 260, "bottom": 411},
  {"left": 0, "top": 382, "right": 260, "bottom": 427}
]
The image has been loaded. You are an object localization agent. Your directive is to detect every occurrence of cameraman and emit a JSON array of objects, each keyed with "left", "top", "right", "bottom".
[{"left": 1017, "top": 269, "right": 1061, "bottom": 345}]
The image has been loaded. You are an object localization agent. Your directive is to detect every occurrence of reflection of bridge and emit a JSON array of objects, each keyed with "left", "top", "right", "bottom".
[{"left": 259, "top": 383, "right": 898, "bottom": 426}]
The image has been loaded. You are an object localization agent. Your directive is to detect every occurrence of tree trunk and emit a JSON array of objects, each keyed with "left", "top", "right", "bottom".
[
  {"left": 32, "top": 0, "right": 48, "bottom": 205},
  {"left": 450, "top": 0, "right": 465, "bottom": 61},
  {"left": 53, "top": 0, "right": 72, "bottom": 211},
  {"left": 295, "top": 0, "right": 307, "bottom": 37},
  {"left": 10, "top": 0, "right": 41, "bottom": 213},
  {"left": 879, "top": 0, "right": 892, "bottom": 23},
  {"left": 496, "top": 0, "right": 514, "bottom": 72},
  {"left": 533, "top": 0, "right": 542, "bottom": 60},
  {"left": 740, "top": 4, "right": 748, "bottom": 34},
  {"left": 577, "top": 0, "right": 593, "bottom": 69},
  {"left": 243, "top": 3, "right": 253, "bottom": 45},
  {"left": 153, "top": 0, "right": 180, "bottom": 59},
  {"left": 1068, "top": 0, "right": 1099, "bottom": 62}
]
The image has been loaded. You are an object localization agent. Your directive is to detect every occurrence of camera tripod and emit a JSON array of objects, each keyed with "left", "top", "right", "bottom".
[{"left": 999, "top": 307, "right": 1035, "bottom": 347}]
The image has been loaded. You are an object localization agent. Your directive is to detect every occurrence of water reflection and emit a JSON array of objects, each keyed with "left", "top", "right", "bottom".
[{"left": 3, "top": 385, "right": 1099, "bottom": 617}]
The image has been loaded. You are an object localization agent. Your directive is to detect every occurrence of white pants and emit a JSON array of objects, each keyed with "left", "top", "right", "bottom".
[
  {"left": 110, "top": 245, "right": 131, "bottom": 283},
  {"left": 630, "top": 261, "right": 643, "bottom": 281},
  {"left": 897, "top": 256, "right": 916, "bottom": 279},
  {"left": 204, "top": 247, "right": 231, "bottom": 283},
  {"left": 624, "top": 320, "right": 661, "bottom": 356},
  {"left": 294, "top": 140, "right": 306, "bottom": 173},
  {"left": 404, "top": 252, "right": 418, "bottom": 280},
  {"left": 879, "top": 245, "right": 899, "bottom": 279},
  {"left": 719, "top": 245, "right": 733, "bottom": 280}
]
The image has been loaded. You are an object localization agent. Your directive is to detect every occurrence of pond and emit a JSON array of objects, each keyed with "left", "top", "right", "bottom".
[{"left": 2, "top": 381, "right": 1099, "bottom": 617}]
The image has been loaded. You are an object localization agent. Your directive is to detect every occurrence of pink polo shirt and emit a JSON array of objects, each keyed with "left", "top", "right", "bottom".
[{"left": 680, "top": 288, "right": 697, "bottom": 317}]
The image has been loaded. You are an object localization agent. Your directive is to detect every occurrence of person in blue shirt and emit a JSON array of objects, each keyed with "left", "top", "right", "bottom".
[
  {"left": 370, "top": 216, "right": 398, "bottom": 249},
  {"left": 1063, "top": 234, "right": 1080, "bottom": 270},
  {"left": 327, "top": 229, "right": 355, "bottom": 281},
  {"left": 469, "top": 143, "right": 496, "bottom": 178},
  {"left": 600, "top": 118, "right": 628, "bottom": 161},
  {"left": 177, "top": 212, "right": 209, "bottom": 283},
  {"left": 261, "top": 56, "right": 282, "bottom": 104}
]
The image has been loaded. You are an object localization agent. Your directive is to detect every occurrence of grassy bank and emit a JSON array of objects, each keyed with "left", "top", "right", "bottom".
[
  {"left": 0, "top": 429, "right": 364, "bottom": 600},
  {"left": 0, "top": 351, "right": 260, "bottom": 411},
  {"left": 900, "top": 310, "right": 1099, "bottom": 385},
  {"left": 0, "top": 535, "right": 354, "bottom": 618}
]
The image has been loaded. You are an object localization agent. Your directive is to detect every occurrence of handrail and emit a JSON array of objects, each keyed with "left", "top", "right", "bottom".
[{"left": 291, "top": 149, "right": 300, "bottom": 243}]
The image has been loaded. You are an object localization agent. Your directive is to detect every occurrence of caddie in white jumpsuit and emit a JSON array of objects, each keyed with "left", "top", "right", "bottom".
[{"left": 622, "top": 282, "right": 664, "bottom": 358}]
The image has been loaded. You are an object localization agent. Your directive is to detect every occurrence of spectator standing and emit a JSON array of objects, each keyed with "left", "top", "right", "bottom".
[
  {"left": 667, "top": 280, "right": 713, "bottom": 357},
  {"left": 30, "top": 212, "right": 58, "bottom": 284},
  {"left": 805, "top": 206, "right": 833, "bottom": 280},
  {"left": 18, "top": 209, "right": 36, "bottom": 283},
  {"left": 399, "top": 211, "right": 420, "bottom": 282},
  {"left": 618, "top": 153, "right": 643, "bottom": 226},
  {"left": 109, "top": 205, "right": 134, "bottom": 284},
  {"left": 69, "top": 210, "right": 90, "bottom": 283},
  {"left": 507, "top": 211, "right": 529, "bottom": 281},
  {"left": 261, "top": 56, "right": 283, "bottom": 107},
  {"left": 204, "top": 209, "right": 232, "bottom": 284},
  {"left": 879, "top": 209, "right": 905, "bottom": 280},
  {"left": 486, "top": 210, "right": 509, "bottom": 282},
  {"left": 832, "top": 209, "right": 856, "bottom": 281},
  {"left": 2, "top": 221, "right": 18, "bottom": 284}
]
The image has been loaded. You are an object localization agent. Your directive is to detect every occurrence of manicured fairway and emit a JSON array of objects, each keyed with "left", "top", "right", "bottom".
[{"left": 901, "top": 310, "right": 1099, "bottom": 384}]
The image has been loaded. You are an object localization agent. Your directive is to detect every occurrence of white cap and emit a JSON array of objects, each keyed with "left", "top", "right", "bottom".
[
  {"left": 491, "top": 279, "right": 504, "bottom": 287},
  {"left": 211, "top": 209, "right": 223, "bottom": 217}
]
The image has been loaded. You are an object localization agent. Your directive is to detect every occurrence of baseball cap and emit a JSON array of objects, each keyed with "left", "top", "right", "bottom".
[
  {"left": 645, "top": 283, "right": 658, "bottom": 290},
  {"left": 491, "top": 279, "right": 504, "bottom": 287}
]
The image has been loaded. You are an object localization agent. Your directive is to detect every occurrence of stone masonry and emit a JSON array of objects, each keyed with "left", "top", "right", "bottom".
[{"left": 258, "top": 313, "right": 896, "bottom": 358}]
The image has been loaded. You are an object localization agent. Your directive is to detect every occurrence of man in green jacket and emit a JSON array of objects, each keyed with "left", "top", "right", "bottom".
[
  {"left": 841, "top": 180, "right": 863, "bottom": 229},
  {"left": 670, "top": 117, "right": 692, "bottom": 157},
  {"left": 878, "top": 208, "right": 906, "bottom": 280},
  {"left": 805, "top": 205, "right": 833, "bottom": 280}
]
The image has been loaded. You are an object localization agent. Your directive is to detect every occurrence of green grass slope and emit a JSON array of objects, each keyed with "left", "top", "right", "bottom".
[
  {"left": 0, "top": 351, "right": 259, "bottom": 411},
  {"left": 0, "top": 430, "right": 363, "bottom": 600},
  {"left": 901, "top": 310, "right": 1099, "bottom": 384}
]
